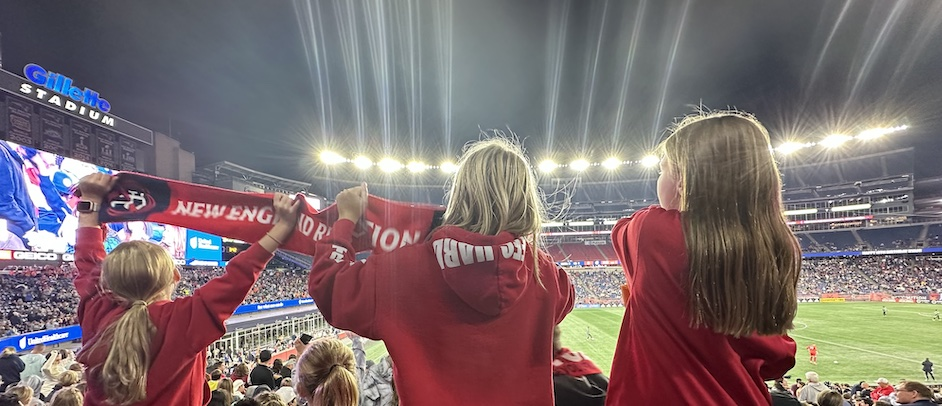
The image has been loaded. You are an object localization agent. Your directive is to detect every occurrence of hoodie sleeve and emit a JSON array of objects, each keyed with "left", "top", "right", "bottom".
[
  {"left": 551, "top": 261, "right": 575, "bottom": 325},
  {"left": 74, "top": 226, "right": 115, "bottom": 333},
  {"left": 307, "top": 219, "right": 383, "bottom": 339},
  {"left": 168, "top": 243, "right": 274, "bottom": 353}
]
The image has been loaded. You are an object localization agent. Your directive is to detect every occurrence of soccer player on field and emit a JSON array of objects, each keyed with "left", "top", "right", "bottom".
[{"left": 806, "top": 343, "right": 817, "bottom": 365}]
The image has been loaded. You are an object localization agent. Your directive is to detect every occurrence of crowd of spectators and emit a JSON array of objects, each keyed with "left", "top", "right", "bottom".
[
  {"left": 1, "top": 264, "right": 311, "bottom": 338},
  {"left": 4, "top": 252, "right": 941, "bottom": 337},
  {"left": 570, "top": 255, "right": 942, "bottom": 305}
]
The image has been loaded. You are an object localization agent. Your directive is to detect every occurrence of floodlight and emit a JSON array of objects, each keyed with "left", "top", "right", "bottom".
[
  {"left": 319, "top": 151, "right": 346, "bottom": 165},
  {"left": 406, "top": 161, "right": 427, "bottom": 173},
  {"left": 378, "top": 158, "right": 403, "bottom": 173},
  {"left": 570, "top": 159, "right": 590, "bottom": 172},
  {"left": 602, "top": 157, "right": 621, "bottom": 169},
  {"left": 820, "top": 134, "right": 851, "bottom": 148},
  {"left": 776, "top": 142, "right": 806, "bottom": 154},
  {"left": 538, "top": 160, "right": 558, "bottom": 173},
  {"left": 440, "top": 161, "right": 457, "bottom": 174},
  {"left": 352, "top": 156, "right": 373, "bottom": 169},
  {"left": 857, "top": 125, "right": 908, "bottom": 140},
  {"left": 640, "top": 155, "right": 660, "bottom": 167}
]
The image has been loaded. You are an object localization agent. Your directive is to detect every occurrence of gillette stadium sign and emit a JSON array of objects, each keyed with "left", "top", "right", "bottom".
[{"left": 21, "top": 63, "right": 114, "bottom": 126}]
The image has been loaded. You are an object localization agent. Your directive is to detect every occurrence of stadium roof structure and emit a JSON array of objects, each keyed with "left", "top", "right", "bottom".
[{"left": 194, "top": 161, "right": 312, "bottom": 193}]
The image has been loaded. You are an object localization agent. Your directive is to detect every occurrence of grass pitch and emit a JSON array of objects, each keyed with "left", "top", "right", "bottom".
[{"left": 366, "top": 302, "right": 942, "bottom": 384}]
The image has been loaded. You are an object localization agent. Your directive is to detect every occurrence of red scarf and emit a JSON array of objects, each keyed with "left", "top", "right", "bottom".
[
  {"left": 96, "top": 172, "right": 444, "bottom": 255},
  {"left": 553, "top": 348, "right": 603, "bottom": 377}
]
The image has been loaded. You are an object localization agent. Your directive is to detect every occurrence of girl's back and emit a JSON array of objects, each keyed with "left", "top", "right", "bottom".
[
  {"left": 607, "top": 206, "right": 795, "bottom": 404},
  {"left": 607, "top": 112, "right": 800, "bottom": 405}
]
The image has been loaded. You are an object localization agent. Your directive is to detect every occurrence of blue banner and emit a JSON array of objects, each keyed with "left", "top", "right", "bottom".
[
  {"left": 0, "top": 325, "right": 83, "bottom": 352},
  {"left": 2, "top": 298, "right": 317, "bottom": 353},
  {"left": 186, "top": 229, "right": 222, "bottom": 262}
]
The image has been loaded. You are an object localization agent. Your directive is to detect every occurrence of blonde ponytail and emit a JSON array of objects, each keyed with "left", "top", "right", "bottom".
[
  {"left": 89, "top": 240, "right": 176, "bottom": 405},
  {"left": 99, "top": 301, "right": 157, "bottom": 405},
  {"left": 295, "top": 338, "right": 359, "bottom": 406}
]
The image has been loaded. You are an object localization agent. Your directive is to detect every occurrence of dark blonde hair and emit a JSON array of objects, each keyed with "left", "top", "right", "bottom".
[
  {"left": 4, "top": 386, "right": 32, "bottom": 403},
  {"left": 294, "top": 338, "right": 358, "bottom": 406},
  {"left": 443, "top": 137, "right": 547, "bottom": 286},
  {"left": 89, "top": 240, "right": 177, "bottom": 405},
  {"left": 58, "top": 370, "right": 81, "bottom": 387},
  {"left": 659, "top": 111, "right": 800, "bottom": 336},
  {"left": 898, "top": 381, "right": 932, "bottom": 398},
  {"left": 216, "top": 377, "right": 234, "bottom": 405},
  {"left": 49, "top": 387, "right": 84, "bottom": 406},
  {"left": 254, "top": 391, "right": 287, "bottom": 406}
]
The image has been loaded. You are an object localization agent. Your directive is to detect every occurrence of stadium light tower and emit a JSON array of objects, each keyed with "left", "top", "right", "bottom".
[
  {"left": 640, "top": 155, "right": 659, "bottom": 167},
  {"left": 353, "top": 156, "right": 373, "bottom": 169},
  {"left": 407, "top": 161, "right": 427, "bottom": 173},
  {"left": 378, "top": 158, "right": 403, "bottom": 173},
  {"left": 440, "top": 161, "right": 457, "bottom": 174},
  {"left": 319, "top": 150, "right": 346, "bottom": 165},
  {"left": 570, "top": 159, "right": 590, "bottom": 172},
  {"left": 857, "top": 125, "right": 908, "bottom": 140},
  {"left": 538, "top": 159, "right": 558, "bottom": 173},
  {"left": 602, "top": 157, "right": 621, "bottom": 169}
]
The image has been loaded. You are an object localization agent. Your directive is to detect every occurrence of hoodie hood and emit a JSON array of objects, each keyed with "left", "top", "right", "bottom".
[{"left": 431, "top": 226, "right": 535, "bottom": 317}]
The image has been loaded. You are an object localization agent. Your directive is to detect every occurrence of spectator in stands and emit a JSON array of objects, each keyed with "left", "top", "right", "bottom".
[
  {"left": 275, "top": 378, "right": 297, "bottom": 405},
  {"left": 39, "top": 350, "right": 73, "bottom": 400},
  {"left": 817, "top": 390, "right": 846, "bottom": 406},
  {"left": 606, "top": 112, "right": 800, "bottom": 404},
  {"left": 0, "top": 347, "right": 24, "bottom": 392},
  {"left": 308, "top": 137, "right": 574, "bottom": 404},
  {"left": 18, "top": 376, "right": 43, "bottom": 406},
  {"left": 233, "top": 379, "right": 247, "bottom": 402},
  {"left": 232, "top": 363, "right": 251, "bottom": 384},
  {"left": 0, "top": 393, "right": 21, "bottom": 406},
  {"left": 349, "top": 335, "right": 395, "bottom": 406},
  {"left": 251, "top": 350, "right": 278, "bottom": 390},
  {"left": 71, "top": 174, "right": 302, "bottom": 406},
  {"left": 4, "top": 385, "right": 40, "bottom": 406},
  {"left": 798, "top": 372, "right": 829, "bottom": 404},
  {"left": 46, "top": 370, "right": 80, "bottom": 401},
  {"left": 209, "top": 369, "right": 223, "bottom": 391},
  {"left": 48, "top": 386, "right": 82, "bottom": 406},
  {"left": 293, "top": 338, "right": 357, "bottom": 406},
  {"left": 771, "top": 378, "right": 801, "bottom": 406},
  {"left": 254, "top": 391, "right": 287, "bottom": 406},
  {"left": 894, "top": 381, "right": 934, "bottom": 405},
  {"left": 19, "top": 345, "right": 45, "bottom": 380},
  {"left": 210, "top": 377, "right": 234, "bottom": 406},
  {"left": 552, "top": 325, "right": 608, "bottom": 406},
  {"left": 871, "top": 378, "right": 895, "bottom": 401},
  {"left": 272, "top": 359, "right": 284, "bottom": 387}
]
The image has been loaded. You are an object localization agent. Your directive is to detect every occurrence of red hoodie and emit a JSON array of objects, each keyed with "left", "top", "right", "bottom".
[
  {"left": 308, "top": 219, "right": 575, "bottom": 406},
  {"left": 74, "top": 227, "right": 273, "bottom": 406},
  {"left": 606, "top": 207, "right": 796, "bottom": 405}
]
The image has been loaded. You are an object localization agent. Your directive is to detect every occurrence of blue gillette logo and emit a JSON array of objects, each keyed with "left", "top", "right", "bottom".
[{"left": 23, "top": 63, "right": 111, "bottom": 113}]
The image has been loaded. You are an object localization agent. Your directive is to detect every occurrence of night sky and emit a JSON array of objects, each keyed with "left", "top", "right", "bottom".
[{"left": 2, "top": 0, "right": 941, "bottom": 182}]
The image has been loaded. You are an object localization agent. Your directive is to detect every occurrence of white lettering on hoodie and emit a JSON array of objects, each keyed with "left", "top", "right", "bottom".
[{"left": 432, "top": 237, "right": 527, "bottom": 269}]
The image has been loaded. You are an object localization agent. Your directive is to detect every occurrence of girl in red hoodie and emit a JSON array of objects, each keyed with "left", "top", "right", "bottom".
[
  {"left": 72, "top": 173, "right": 301, "bottom": 405},
  {"left": 606, "top": 112, "right": 800, "bottom": 405},
  {"left": 307, "top": 138, "right": 575, "bottom": 405}
]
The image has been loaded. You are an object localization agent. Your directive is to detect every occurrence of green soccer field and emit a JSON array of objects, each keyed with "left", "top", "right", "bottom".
[{"left": 365, "top": 302, "right": 942, "bottom": 383}]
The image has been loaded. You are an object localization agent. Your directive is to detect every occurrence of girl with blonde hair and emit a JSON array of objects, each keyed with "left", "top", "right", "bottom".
[
  {"left": 606, "top": 111, "right": 800, "bottom": 404},
  {"left": 293, "top": 338, "right": 357, "bottom": 406},
  {"left": 48, "top": 387, "right": 83, "bottom": 406},
  {"left": 73, "top": 173, "right": 301, "bottom": 405},
  {"left": 308, "top": 137, "right": 574, "bottom": 404}
]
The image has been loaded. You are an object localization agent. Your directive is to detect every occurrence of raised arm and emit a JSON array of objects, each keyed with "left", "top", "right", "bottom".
[
  {"left": 172, "top": 193, "right": 302, "bottom": 352},
  {"left": 73, "top": 173, "right": 117, "bottom": 320},
  {"left": 307, "top": 183, "right": 385, "bottom": 338}
]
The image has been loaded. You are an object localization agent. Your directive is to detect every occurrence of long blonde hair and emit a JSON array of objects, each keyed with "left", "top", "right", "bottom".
[
  {"left": 442, "top": 137, "right": 547, "bottom": 285},
  {"left": 659, "top": 111, "right": 800, "bottom": 336},
  {"left": 90, "top": 240, "right": 177, "bottom": 405},
  {"left": 294, "top": 338, "right": 358, "bottom": 406}
]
